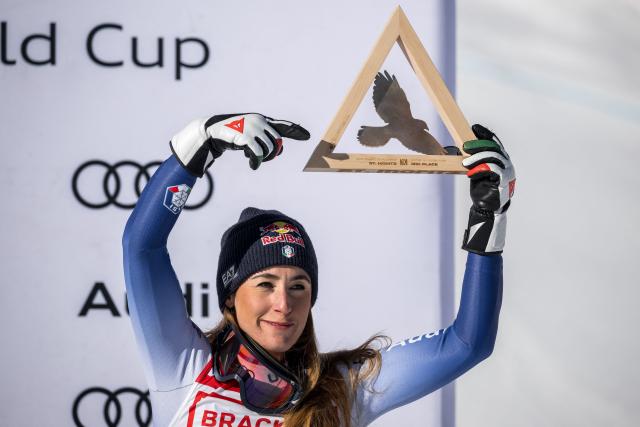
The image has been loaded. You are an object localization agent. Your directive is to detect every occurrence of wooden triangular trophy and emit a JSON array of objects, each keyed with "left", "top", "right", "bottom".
[{"left": 304, "top": 6, "right": 474, "bottom": 173}]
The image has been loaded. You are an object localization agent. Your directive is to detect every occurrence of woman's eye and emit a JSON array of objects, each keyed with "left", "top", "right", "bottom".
[
  {"left": 290, "top": 283, "right": 307, "bottom": 291},
  {"left": 257, "top": 282, "right": 274, "bottom": 289}
]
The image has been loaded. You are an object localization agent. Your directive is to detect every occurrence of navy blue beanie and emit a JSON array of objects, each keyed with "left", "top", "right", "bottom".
[{"left": 216, "top": 207, "right": 318, "bottom": 311}]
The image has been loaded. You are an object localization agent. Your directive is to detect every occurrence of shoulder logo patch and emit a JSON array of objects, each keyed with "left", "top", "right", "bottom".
[{"left": 163, "top": 184, "right": 191, "bottom": 214}]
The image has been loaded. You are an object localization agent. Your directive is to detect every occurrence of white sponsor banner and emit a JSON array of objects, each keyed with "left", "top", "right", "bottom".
[{"left": 0, "top": 1, "right": 456, "bottom": 426}]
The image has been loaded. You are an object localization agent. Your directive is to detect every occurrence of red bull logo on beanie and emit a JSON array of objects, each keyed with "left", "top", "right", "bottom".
[
  {"left": 260, "top": 221, "right": 305, "bottom": 248},
  {"left": 163, "top": 184, "right": 191, "bottom": 214},
  {"left": 259, "top": 221, "right": 300, "bottom": 236}
]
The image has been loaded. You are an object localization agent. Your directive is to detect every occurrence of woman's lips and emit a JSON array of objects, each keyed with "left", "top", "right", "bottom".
[{"left": 261, "top": 320, "right": 294, "bottom": 329}]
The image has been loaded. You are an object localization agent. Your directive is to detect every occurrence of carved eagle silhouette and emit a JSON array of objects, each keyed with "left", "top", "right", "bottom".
[{"left": 358, "top": 71, "right": 445, "bottom": 155}]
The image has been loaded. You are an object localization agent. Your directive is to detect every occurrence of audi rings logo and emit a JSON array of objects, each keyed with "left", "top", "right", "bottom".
[
  {"left": 72, "top": 386, "right": 152, "bottom": 426},
  {"left": 72, "top": 160, "right": 214, "bottom": 209}
]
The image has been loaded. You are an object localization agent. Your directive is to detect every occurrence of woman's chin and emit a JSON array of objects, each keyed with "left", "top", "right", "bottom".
[
  {"left": 260, "top": 338, "right": 295, "bottom": 358},
  {"left": 256, "top": 324, "right": 302, "bottom": 354}
]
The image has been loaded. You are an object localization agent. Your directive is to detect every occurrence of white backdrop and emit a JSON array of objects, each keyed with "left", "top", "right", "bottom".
[
  {"left": 454, "top": 0, "right": 640, "bottom": 426},
  {"left": 0, "top": 1, "right": 461, "bottom": 426}
]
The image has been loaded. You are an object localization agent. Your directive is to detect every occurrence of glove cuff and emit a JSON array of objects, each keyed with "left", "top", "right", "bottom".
[
  {"left": 462, "top": 208, "right": 507, "bottom": 254},
  {"left": 170, "top": 118, "right": 212, "bottom": 177}
]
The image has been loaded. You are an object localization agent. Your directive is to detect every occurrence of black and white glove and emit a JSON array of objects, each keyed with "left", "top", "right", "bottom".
[
  {"left": 170, "top": 113, "right": 310, "bottom": 176},
  {"left": 461, "top": 124, "right": 516, "bottom": 255}
]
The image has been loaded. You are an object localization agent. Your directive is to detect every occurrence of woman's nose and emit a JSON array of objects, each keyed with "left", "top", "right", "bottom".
[{"left": 273, "top": 287, "right": 292, "bottom": 314}]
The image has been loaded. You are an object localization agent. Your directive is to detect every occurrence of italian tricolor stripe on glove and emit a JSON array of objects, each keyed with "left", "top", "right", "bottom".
[{"left": 461, "top": 125, "right": 516, "bottom": 254}]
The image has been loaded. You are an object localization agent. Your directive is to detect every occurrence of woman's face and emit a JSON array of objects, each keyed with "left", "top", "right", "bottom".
[{"left": 228, "top": 266, "right": 312, "bottom": 361}]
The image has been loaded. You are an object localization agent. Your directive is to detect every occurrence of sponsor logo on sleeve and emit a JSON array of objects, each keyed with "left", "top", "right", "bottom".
[
  {"left": 163, "top": 183, "right": 191, "bottom": 214},
  {"left": 385, "top": 328, "right": 447, "bottom": 352}
]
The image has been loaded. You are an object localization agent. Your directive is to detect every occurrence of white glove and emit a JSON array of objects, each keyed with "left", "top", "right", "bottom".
[
  {"left": 461, "top": 124, "right": 516, "bottom": 254},
  {"left": 170, "top": 113, "right": 310, "bottom": 176}
]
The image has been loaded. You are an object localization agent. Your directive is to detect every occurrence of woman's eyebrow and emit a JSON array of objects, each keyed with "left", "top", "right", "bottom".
[
  {"left": 250, "top": 273, "right": 279, "bottom": 280},
  {"left": 249, "top": 272, "right": 311, "bottom": 282}
]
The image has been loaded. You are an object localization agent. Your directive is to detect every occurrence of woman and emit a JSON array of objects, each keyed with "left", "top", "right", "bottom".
[{"left": 123, "top": 113, "right": 514, "bottom": 426}]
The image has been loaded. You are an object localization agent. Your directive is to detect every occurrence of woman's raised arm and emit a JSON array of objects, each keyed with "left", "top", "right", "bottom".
[
  {"left": 122, "top": 113, "right": 310, "bottom": 391},
  {"left": 353, "top": 124, "right": 516, "bottom": 426},
  {"left": 122, "top": 155, "right": 209, "bottom": 391},
  {"left": 354, "top": 252, "right": 502, "bottom": 425}
]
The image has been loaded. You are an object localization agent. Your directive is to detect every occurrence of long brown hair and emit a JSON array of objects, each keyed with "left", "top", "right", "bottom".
[{"left": 206, "top": 309, "right": 388, "bottom": 427}]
